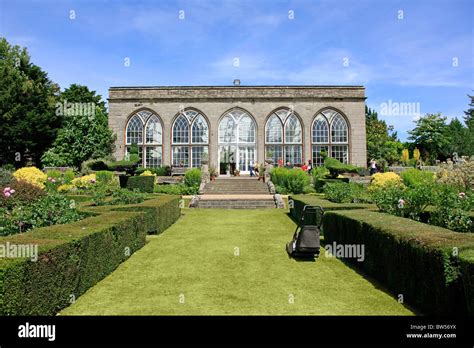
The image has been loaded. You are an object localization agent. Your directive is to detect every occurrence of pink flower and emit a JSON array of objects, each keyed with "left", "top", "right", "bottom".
[
  {"left": 398, "top": 199, "right": 405, "bottom": 209},
  {"left": 90, "top": 179, "right": 96, "bottom": 183},
  {"left": 3, "top": 187, "right": 10, "bottom": 193},
  {"left": 2, "top": 187, "right": 14, "bottom": 198},
  {"left": 51, "top": 179, "right": 56, "bottom": 183},
  {"left": 459, "top": 192, "right": 466, "bottom": 198},
  {"left": 4, "top": 192, "right": 11, "bottom": 198},
  {"left": 10, "top": 189, "right": 15, "bottom": 194}
]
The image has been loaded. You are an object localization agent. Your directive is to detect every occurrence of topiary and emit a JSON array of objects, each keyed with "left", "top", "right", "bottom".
[{"left": 324, "top": 157, "right": 361, "bottom": 178}]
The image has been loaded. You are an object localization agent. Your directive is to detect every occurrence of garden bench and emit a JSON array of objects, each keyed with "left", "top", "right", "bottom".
[{"left": 171, "top": 167, "right": 189, "bottom": 176}]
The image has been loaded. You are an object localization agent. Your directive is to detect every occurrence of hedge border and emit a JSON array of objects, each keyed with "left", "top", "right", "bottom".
[
  {"left": 321, "top": 209, "right": 474, "bottom": 315},
  {"left": 0, "top": 195, "right": 181, "bottom": 315}
]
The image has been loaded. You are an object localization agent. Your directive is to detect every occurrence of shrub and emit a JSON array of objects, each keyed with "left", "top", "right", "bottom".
[
  {"left": 95, "top": 170, "right": 114, "bottom": 184},
  {"left": 0, "top": 180, "right": 46, "bottom": 209},
  {"left": 312, "top": 166, "right": 329, "bottom": 180},
  {"left": 314, "top": 177, "right": 350, "bottom": 192},
  {"left": 370, "top": 182, "right": 406, "bottom": 216},
  {"left": 140, "top": 170, "right": 155, "bottom": 177},
  {"left": 107, "top": 159, "right": 139, "bottom": 175},
  {"left": 323, "top": 182, "right": 368, "bottom": 204},
  {"left": 436, "top": 160, "right": 474, "bottom": 192},
  {"left": 110, "top": 188, "right": 146, "bottom": 205},
  {"left": 184, "top": 168, "right": 201, "bottom": 188},
  {"left": 81, "top": 158, "right": 109, "bottom": 173},
  {"left": 302, "top": 185, "right": 316, "bottom": 194},
  {"left": 400, "top": 168, "right": 434, "bottom": 187},
  {"left": 322, "top": 209, "right": 474, "bottom": 315},
  {"left": 275, "top": 185, "right": 288, "bottom": 195},
  {"left": 1, "top": 194, "right": 81, "bottom": 236},
  {"left": 72, "top": 174, "right": 97, "bottom": 190},
  {"left": 0, "top": 196, "right": 181, "bottom": 315},
  {"left": 369, "top": 172, "right": 402, "bottom": 190},
  {"left": 126, "top": 176, "right": 154, "bottom": 193},
  {"left": 0, "top": 168, "right": 12, "bottom": 186},
  {"left": 430, "top": 186, "right": 473, "bottom": 232},
  {"left": 135, "top": 166, "right": 171, "bottom": 176},
  {"left": 12, "top": 167, "right": 47, "bottom": 189},
  {"left": 63, "top": 170, "right": 75, "bottom": 184},
  {"left": 270, "top": 167, "right": 310, "bottom": 194},
  {"left": 154, "top": 184, "right": 187, "bottom": 195},
  {"left": 324, "top": 157, "right": 361, "bottom": 178}
]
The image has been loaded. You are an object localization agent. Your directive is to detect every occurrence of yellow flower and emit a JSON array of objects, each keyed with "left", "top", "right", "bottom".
[
  {"left": 140, "top": 170, "right": 155, "bottom": 176},
  {"left": 57, "top": 184, "right": 75, "bottom": 192},
  {"left": 369, "top": 172, "right": 402, "bottom": 191},
  {"left": 13, "top": 167, "right": 47, "bottom": 189},
  {"left": 72, "top": 174, "right": 97, "bottom": 188}
]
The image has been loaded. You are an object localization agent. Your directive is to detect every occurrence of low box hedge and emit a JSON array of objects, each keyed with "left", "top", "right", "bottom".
[
  {"left": 289, "top": 195, "right": 374, "bottom": 226},
  {"left": 322, "top": 209, "right": 474, "bottom": 315},
  {"left": 126, "top": 176, "right": 155, "bottom": 193},
  {"left": 0, "top": 195, "right": 181, "bottom": 315}
]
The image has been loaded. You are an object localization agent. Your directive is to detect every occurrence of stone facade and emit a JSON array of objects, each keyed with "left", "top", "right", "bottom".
[{"left": 108, "top": 85, "right": 367, "bottom": 170}]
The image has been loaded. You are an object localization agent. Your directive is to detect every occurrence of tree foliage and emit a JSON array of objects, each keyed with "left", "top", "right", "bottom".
[
  {"left": 0, "top": 38, "right": 61, "bottom": 166},
  {"left": 41, "top": 84, "right": 115, "bottom": 168},
  {"left": 365, "top": 106, "right": 403, "bottom": 165},
  {"left": 408, "top": 113, "right": 451, "bottom": 162}
]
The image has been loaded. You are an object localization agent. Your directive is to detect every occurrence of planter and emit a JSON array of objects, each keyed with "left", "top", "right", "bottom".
[{"left": 119, "top": 174, "right": 129, "bottom": 188}]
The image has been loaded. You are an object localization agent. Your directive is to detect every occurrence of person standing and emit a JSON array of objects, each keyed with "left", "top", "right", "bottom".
[{"left": 369, "top": 159, "right": 377, "bottom": 175}]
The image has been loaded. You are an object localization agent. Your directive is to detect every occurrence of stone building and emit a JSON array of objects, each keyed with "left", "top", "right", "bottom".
[{"left": 108, "top": 85, "right": 367, "bottom": 175}]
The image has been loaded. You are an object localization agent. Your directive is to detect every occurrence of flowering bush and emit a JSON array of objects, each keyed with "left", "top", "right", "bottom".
[
  {"left": 140, "top": 170, "right": 155, "bottom": 176},
  {"left": 0, "top": 180, "right": 46, "bottom": 209},
  {"left": 72, "top": 174, "right": 97, "bottom": 189},
  {"left": 430, "top": 186, "right": 473, "bottom": 232},
  {"left": 12, "top": 167, "right": 47, "bottom": 189},
  {"left": 0, "top": 194, "right": 81, "bottom": 236},
  {"left": 369, "top": 172, "right": 403, "bottom": 191},
  {"left": 400, "top": 168, "right": 434, "bottom": 187},
  {"left": 436, "top": 159, "right": 474, "bottom": 192},
  {"left": 57, "top": 184, "right": 75, "bottom": 192}
]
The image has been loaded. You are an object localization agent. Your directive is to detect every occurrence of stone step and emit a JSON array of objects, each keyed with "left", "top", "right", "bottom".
[{"left": 197, "top": 199, "right": 276, "bottom": 209}]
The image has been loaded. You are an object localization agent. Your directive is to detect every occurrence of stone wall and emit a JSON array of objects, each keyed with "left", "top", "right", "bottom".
[{"left": 108, "top": 86, "right": 367, "bottom": 168}]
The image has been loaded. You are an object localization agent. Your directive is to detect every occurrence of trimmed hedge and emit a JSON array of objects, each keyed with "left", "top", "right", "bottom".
[
  {"left": 322, "top": 209, "right": 474, "bottom": 315},
  {"left": 289, "top": 195, "right": 374, "bottom": 225},
  {"left": 126, "top": 176, "right": 155, "bottom": 193},
  {"left": 0, "top": 195, "right": 181, "bottom": 315}
]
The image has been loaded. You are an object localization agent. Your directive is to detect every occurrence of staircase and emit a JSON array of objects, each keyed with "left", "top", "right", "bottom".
[
  {"left": 203, "top": 178, "right": 270, "bottom": 195},
  {"left": 196, "top": 177, "right": 276, "bottom": 209}
]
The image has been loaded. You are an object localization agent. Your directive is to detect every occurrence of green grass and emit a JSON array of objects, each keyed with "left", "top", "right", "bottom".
[{"left": 61, "top": 208, "right": 414, "bottom": 315}]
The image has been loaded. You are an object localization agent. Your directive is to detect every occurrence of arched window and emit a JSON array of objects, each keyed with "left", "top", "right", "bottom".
[
  {"left": 171, "top": 109, "right": 209, "bottom": 168},
  {"left": 218, "top": 109, "right": 257, "bottom": 174},
  {"left": 311, "top": 109, "right": 349, "bottom": 165},
  {"left": 125, "top": 110, "right": 163, "bottom": 168},
  {"left": 264, "top": 109, "right": 303, "bottom": 166}
]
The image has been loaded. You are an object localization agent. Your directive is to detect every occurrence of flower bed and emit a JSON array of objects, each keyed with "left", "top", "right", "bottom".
[{"left": 0, "top": 195, "right": 181, "bottom": 315}]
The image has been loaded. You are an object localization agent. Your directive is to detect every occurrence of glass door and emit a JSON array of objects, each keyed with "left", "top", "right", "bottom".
[{"left": 238, "top": 146, "right": 256, "bottom": 174}]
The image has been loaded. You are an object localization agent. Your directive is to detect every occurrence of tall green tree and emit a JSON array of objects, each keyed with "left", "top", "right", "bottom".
[
  {"left": 464, "top": 95, "right": 474, "bottom": 156},
  {"left": 41, "top": 84, "right": 115, "bottom": 168},
  {"left": 445, "top": 118, "right": 468, "bottom": 156},
  {"left": 408, "top": 113, "right": 450, "bottom": 162},
  {"left": 0, "top": 37, "right": 61, "bottom": 166},
  {"left": 365, "top": 106, "right": 403, "bottom": 165}
]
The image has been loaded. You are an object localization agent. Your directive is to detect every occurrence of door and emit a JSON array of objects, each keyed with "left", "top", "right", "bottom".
[{"left": 238, "top": 146, "right": 256, "bottom": 174}]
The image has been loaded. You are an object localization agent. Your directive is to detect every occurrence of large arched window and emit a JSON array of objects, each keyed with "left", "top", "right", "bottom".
[
  {"left": 264, "top": 108, "right": 303, "bottom": 166},
  {"left": 171, "top": 109, "right": 209, "bottom": 167},
  {"left": 125, "top": 110, "right": 163, "bottom": 168},
  {"left": 311, "top": 109, "right": 349, "bottom": 165},
  {"left": 218, "top": 108, "right": 256, "bottom": 174}
]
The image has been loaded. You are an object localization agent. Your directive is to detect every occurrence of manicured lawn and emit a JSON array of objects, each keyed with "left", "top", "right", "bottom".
[{"left": 61, "top": 208, "right": 414, "bottom": 315}]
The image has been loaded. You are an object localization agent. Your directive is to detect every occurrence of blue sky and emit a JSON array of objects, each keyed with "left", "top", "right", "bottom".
[{"left": 1, "top": 0, "right": 472, "bottom": 140}]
